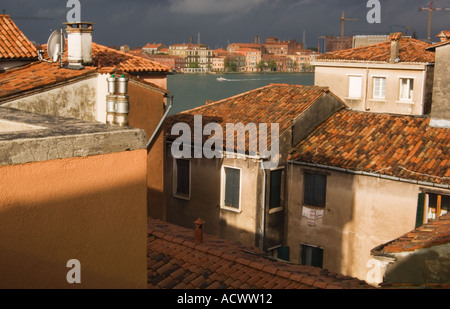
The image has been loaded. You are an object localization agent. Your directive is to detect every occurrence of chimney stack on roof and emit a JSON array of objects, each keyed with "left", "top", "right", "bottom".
[
  {"left": 64, "top": 22, "right": 94, "bottom": 67},
  {"left": 194, "top": 218, "right": 205, "bottom": 243},
  {"left": 389, "top": 32, "right": 402, "bottom": 64},
  {"left": 437, "top": 30, "right": 450, "bottom": 42}
]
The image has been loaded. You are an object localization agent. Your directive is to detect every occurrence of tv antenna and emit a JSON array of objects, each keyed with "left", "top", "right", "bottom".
[{"left": 38, "top": 29, "right": 65, "bottom": 68}]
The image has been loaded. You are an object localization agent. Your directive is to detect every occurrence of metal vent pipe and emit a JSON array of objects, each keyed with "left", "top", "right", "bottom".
[{"left": 115, "top": 75, "right": 130, "bottom": 127}]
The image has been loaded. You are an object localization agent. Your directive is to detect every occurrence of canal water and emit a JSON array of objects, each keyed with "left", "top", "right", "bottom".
[{"left": 167, "top": 73, "right": 315, "bottom": 115}]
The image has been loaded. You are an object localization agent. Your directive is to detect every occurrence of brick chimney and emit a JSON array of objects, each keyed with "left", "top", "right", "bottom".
[
  {"left": 255, "top": 35, "right": 259, "bottom": 44},
  {"left": 388, "top": 33, "right": 402, "bottom": 64},
  {"left": 194, "top": 218, "right": 205, "bottom": 243},
  {"left": 64, "top": 22, "right": 94, "bottom": 67}
]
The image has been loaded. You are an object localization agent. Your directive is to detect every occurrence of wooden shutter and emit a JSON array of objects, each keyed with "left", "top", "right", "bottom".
[
  {"left": 314, "top": 174, "right": 327, "bottom": 207},
  {"left": 225, "top": 168, "right": 240, "bottom": 209},
  {"left": 270, "top": 170, "right": 283, "bottom": 209},
  {"left": 348, "top": 76, "right": 362, "bottom": 98},
  {"left": 176, "top": 159, "right": 190, "bottom": 196},
  {"left": 278, "top": 246, "right": 290, "bottom": 262},
  {"left": 304, "top": 173, "right": 315, "bottom": 206},
  {"left": 311, "top": 247, "right": 324, "bottom": 268},
  {"left": 415, "top": 193, "right": 426, "bottom": 228}
]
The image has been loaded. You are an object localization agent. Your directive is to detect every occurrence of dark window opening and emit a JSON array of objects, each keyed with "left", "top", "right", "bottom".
[
  {"left": 301, "top": 244, "right": 323, "bottom": 268},
  {"left": 304, "top": 172, "right": 327, "bottom": 207},
  {"left": 175, "top": 159, "right": 190, "bottom": 197},
  {"left": 416, "top": 192, "right": 449, "bottom": 227}
]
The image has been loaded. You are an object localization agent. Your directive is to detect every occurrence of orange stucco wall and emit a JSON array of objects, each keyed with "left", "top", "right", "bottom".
[
  {"left": 0, "top": 150, "right": 147, "bottom": 289},
  {"left": 128, "top": 81, "right": 166, "bottom": 219}
]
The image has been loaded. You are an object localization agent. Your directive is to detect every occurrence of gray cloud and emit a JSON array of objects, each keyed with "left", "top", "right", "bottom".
[{"left": 2, "top": 0, "right": 449, "bottom": 49}]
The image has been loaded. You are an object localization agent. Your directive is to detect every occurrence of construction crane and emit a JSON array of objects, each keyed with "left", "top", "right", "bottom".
[
  {"left": 419, "top": 1, "right": 450, "bottom": 41},
  {"left": 340, "top": 11, "right": 358, "bottom": 37}
]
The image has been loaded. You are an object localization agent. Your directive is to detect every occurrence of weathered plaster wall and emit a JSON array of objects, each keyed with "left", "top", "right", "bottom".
[
  {"left": 0, "top": 150, "right": 148, "bottom": 289},
  {"left": 383, "top": 243, "right": 450, "bottom": 285},
  {"left": 3, "top": 77, "right": 98, "bottom": 121},
  {"left": 165, "top": 154, "right": 262, "bottom": 248},
  {"left": 430, "top": 44, "right": 450, "bottom": 126},
  {"left": 286, "top": 164, "right": 425, "bottom": 283},
  {"left": 128, "top": 80, "right": 166, "bottom": 219}
]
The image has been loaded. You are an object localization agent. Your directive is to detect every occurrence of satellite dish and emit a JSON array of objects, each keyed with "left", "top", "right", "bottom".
[{"left": 47, "top": 29, "right": 64, "bottom": 62}]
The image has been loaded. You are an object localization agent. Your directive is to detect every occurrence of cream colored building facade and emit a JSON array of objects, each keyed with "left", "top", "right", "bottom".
[{"left": 313, "top": 62, "right": 434, "bottom": 115}]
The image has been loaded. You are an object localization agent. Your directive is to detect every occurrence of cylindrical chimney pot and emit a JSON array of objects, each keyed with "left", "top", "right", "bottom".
[{"left": 194, "top": 218, "right": 205, "bottom": 243}]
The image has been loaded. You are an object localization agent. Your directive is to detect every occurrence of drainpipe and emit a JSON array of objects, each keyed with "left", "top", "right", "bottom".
[
  {"left": 146, "top": 94, "right": 174, "bottom": 152},
  {"left": 259, "top": 159, "right": 267, "bottom": 251}
]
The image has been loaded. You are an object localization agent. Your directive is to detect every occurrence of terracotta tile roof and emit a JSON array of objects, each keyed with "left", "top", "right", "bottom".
[
  {"left": 0, "top": 61, "right": 97, "bottom": 100},
  {"left": 288, "top": 110, "right": 450, "bottom": 187},
  {"left": 166, "top": 84, "right": 334, "bottom": 153},
  {"left": 0, "top": 15, "right": 38, "bottom": 60},
  {"left": 373, "top": 213, "right": 450, "bottom": 254},
  {"left": 147, "top": 218, "right": 372, "bottom": 289},
  {"left": 317, "top": 37, "right": 435, "bottom": 64},
  {"left": 91, "top": 43, "right": 171, "bottom": 73},
  {"left": 39, "top": 41, "right": 171, "bottom": 74}
]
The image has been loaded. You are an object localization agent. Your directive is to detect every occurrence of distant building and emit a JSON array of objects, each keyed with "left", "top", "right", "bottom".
[
  {"left": 142, "top": 43, "right": 168, "bottom": 55},
  {"left": 353, "top": 35, "right": 389, "bottom": 48},
  {"left": 169, "top": 43, "right": 213, "bottom": 73},
  {"left": 234, "top": 48, "right": 262, "bottom": 72},
  {"left": 141, "top": 53, "right": 185, "bottom": 72},
  {"left": 319, "top": 36, "right": 353, "bottom": 53},
  {"left": 262, "top": 37, "right": 303, "bottom": 55},
  {"left": 313, "top": 33, "right": 436, "bottom": 115}
]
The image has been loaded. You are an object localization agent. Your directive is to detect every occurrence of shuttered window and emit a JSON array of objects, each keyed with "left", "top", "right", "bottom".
[
  {"left": 348, "top": 76, "right": 362, "bottom": 98},
  {"left": 301, "top": 244, "right": 323, "bottom": 268},
  {"left": 373, "top": 77, "right": 386, "bottom": 99},
  {"left": 304, "top": 172, "right": 327, "bottom": 207},
  {"left": 269, "top": 169, "right": 283, "bottom": 209},
  {"left": 224, "top": 167, "right": 241, "bottom": 209},
  {"left": 175, "top": 159, "right": 190, "bottom": 197},
  {"left": 400, "top": 78, "right": 414, "bottom": 101}
]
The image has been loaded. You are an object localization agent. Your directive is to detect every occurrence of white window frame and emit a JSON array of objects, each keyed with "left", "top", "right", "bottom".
[
  {"left": 347, "top": 75, "right": 363, "bottom": 99},
  {"left": 220, "top": 166, "right": 242, "bottom": 213},
  {"left": 173, "top": 158, "right": 191, "bottom": 200},
  {"left": 398, "top": 77, "right": 415, "bottom": 103},
  {"left": 372, "top": 76, "right": 386, "bottom": 100}
]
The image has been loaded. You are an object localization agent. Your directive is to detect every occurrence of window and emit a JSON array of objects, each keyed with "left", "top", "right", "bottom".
[
  {"left": 269, "top": 169, "right": 283, "bottom": 210},
  {"left": 304, "top": 172, "right": 327, "bottom": 207},
  {"left": 301, "top": 244, "right": 323, "bottom": 268},
  {"left": 222, "top": 167, "right": 241, "bottom": 210},
  {"left": 399, "top": 78, "right": 414, "bottom": 101},
  {"left": 373, "top": 77, "right": 386, "bottom": 99},
  {"left": 348, "top": 76, "right": 362, "bottom": 99},
  {"left": 416, "top": 192, "right": 449, "bottom": 228},
  {"left": 174, "top": 159, "right": 190, "bottom": 199}
]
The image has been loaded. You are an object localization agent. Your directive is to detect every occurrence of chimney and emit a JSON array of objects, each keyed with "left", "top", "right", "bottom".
[
  {"left": 194, "top": 218, "right": 205, "bottom": 243},
  {"left": 388, "top": 32, "right": 402, "bottom": 64},
  {"left": 429, "top": 39, "right": 450, "bottom": 128},
  {"left": 437, "top": 31, "right": 450, "bottom": 42},
  {"left": 255, "top": 35, "right": 259, "bottom": 44},
  {"left": 64, "top": 22, "right": 94, "bottom": 67},
  {"left": 190, "top": 36, "right": 193, "bottom": 44}
]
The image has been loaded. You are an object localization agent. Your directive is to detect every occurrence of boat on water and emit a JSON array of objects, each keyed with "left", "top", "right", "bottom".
[{"left": 216, "top": 77, "right": 227, "bottom": 82}]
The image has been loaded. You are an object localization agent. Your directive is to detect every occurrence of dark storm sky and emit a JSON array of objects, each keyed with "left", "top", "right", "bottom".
[{"left": 2, "top": 0, "right": 449, "bottom": 49}]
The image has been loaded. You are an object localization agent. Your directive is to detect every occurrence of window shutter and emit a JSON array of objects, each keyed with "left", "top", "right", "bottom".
[
  {"left": 349, "top": 76, "right": 362, "bottom": 98},
  {"left": 311, "top": 247, "right": 324, "bottom": 268},
  {"left": 270, "top": 170, "right": 282, "bottom": 209},
  {"left": 225, "top": 168, "right": 240, "bottom": 209},
  {"left": 176, "top": 160, "right": 190, "bottom": 196},
  {"left": 304, "top": 173, "right": 315, "bottom": 206},
  {"left": 416, "top": 193, "right": 426, "bottom": 228},
  {"left": 314, "top": 174, "right": 327, "bottom": 207},
  {"left": 278, "top": 246, "right": 290, "bottom": 262}
]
